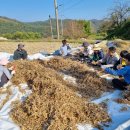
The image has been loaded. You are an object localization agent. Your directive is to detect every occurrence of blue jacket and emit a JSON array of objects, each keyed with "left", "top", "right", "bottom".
[
  {"left": 13, "top": 49, "right": 27, "bottom": 60},
  {"left": 105, "top": 66, "right": 130, "bottom": 84}
]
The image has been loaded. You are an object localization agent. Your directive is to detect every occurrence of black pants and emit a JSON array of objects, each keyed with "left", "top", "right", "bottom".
[
  {"left": 112, "top": 79, "right": 128, "bottom": 90},
  {"left": 0, "top": 73, "right": 9, "bottom": 87}
]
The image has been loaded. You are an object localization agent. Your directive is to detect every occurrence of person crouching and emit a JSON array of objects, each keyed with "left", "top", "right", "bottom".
[
  {"left": 104, "top": 53, "right": 130, "bottom": 90},
  {"left": 95, "top": 46, "right": 119, "bottom": 66},
  {"left": 60, "top": 40, "right": 71, "bottom": 56},
  {"left": 113, "top": 50, "right": 128, "bottom": 70},
  {"left": 13, "top": 43, "right": 28, "bottom": 60},
  {"left": 0, "top": 58, "right": 15, "bottom": 87},
  {"left": 79, "top": 42, "right": 93, "bottom": 62},
  {"left": 91, "top": 45, "right": 104, "bottom": 65}
]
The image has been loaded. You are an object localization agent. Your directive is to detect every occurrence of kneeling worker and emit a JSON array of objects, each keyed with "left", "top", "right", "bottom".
[
  {"left": 13, "top": 43, "right": 28, "bottom": 60},
  {"left": 91, "top": 44, "right": 104, "bottom": 64},
  {"left": 0, "top": 58, "right": 15, "bottom": 87},
  {"left": 104, "top": 53, "right": 130, "bottom": 90}
]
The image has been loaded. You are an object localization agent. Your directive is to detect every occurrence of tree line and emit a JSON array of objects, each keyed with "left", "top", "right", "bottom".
[
  {"left": 2, "top": 32, "right": 42, "bottom": 40},
  {"left": 0, "top": 0, "right": 129, "bottom": 40},
  {"left": 98, "top": 1, "right": 130, "bottom": 40}
]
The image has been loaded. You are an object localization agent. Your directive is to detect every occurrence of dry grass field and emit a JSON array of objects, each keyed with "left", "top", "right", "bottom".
[
  {"left": 0, "top": 41, "right": 80, "bottom": 54},
  {"left": 0, "top": 39, "right": 129, "bottom": 54},
  {"left": 99, "top": 39, "right": 130, "bottom": 54}
]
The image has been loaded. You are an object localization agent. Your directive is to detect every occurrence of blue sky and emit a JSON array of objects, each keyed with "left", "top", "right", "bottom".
[{"left": 0, "top": 0, "right": 129, "bottom": 22}]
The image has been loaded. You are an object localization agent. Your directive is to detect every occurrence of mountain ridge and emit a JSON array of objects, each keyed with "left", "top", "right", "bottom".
[{"left": 0, "top": 16, "right": 103, "bottom": 35}]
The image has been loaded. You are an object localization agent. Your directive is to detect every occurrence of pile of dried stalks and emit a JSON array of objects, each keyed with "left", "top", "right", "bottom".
[
  {"left": 115, "top": 91, "right": 130, "bottom": 105},
  {"left": 0, "top": 85, "right": 12, "bottom": 110},
  {"left": 9, "top": 60, "right": 110, "bottom": 130},
  {"left": 39, "top": 57, "right": 111, "bottom": 99}
]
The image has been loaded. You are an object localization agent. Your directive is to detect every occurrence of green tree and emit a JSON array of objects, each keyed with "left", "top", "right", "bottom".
[
  {"left": 3, "top": 32, "right": 42, "bottom": 40},
  {"left": 83, "top": 21, "right": 91, "bottom": 35},
  {"left": 99, "top": 0, "right": 130, "bottom": 40}
]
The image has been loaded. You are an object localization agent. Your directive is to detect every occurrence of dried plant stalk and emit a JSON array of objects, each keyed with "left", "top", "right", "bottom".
[
  {"left": 39, "top": 57, "right": 112, "bottom": 99},
  {"left": 0, "top": 86, "right": 12, "bottom": 110},
  {"left": 115, "top": 91, "right": 130, "bottom": 105},
  {"left": 8, "top": 60, "right": 110, "bottom": 130}
]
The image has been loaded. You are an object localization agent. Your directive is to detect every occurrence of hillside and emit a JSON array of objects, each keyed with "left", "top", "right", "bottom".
[
  {"left": 90, "top": 19, "right": 104, "bottom": 33},
  {"left": 0, "top": 16, "right": 47, "bottom": 35},
  {"left": 0, "top": 16, "right": 102, "bottom": 36}
]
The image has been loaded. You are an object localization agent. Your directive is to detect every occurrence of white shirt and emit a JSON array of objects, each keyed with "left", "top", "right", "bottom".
[
  {"left": 87, "top": 45, "right": 93, "bottom": 55},
  {"left": 83, "top": 45, "right": 93, "bottom": 56},
  {"left": 60, "top": 45, "right": 68, "bottom": 56}
]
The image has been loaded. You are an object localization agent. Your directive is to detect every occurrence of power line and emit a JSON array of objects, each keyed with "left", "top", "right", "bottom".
[
  {"left": 52, "top": 0, "right": 86, "bottom": 39},
  {"left": 58, "top": 0, "right": 72, "bottom": 6},
  {"left": 61, "top": 14, "right": 69, "bottom": 19},
  {"left": 58, "top": 0, "right": 85, "bottom": 19},
  {"left": 64, "top": 0, "right": 82, "bottom": 10},
  {"left": 60, "top": 0, "right": 84, "bottom": 13},
  {"left": 58, "top": 0, "right": 84, "bottom": 16}
]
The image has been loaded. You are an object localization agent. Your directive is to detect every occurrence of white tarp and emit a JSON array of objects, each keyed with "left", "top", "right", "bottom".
[
  {"left": 0, "top": 52, "right": 130, "bottom": 130},
  {"left": 0, "top": 52, "right": 54, "bottom": 61},
  {"left": 0, "top": 83, "right": 32, "bottom": 130}
]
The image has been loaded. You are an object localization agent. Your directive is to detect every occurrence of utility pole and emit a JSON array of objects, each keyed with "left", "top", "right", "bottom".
[
  {"left": 49, "top": 15, "right": 53, "bottom": 39},
  {"left": 60, "top": 18, "right": 64, "bottom": 37},
  {"left": 89, "top": 21, "right": 92, "bottom": 33},
  {"left": 54, "top": 0, "right": 60, "bottom": 39},
  {"left": 89, "top": 20, "right": 93, "bottom": 33}
]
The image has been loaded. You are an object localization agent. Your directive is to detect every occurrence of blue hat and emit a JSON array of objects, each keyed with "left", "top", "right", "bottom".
[{"left": 107, "top": 41, "right": 117, "bottom": 48}]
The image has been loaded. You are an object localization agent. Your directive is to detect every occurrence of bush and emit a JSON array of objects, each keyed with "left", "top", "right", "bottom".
[
  {"left": 2, "top": 32, "right": 42, "bottom": 40},
  {"left": 106, "top": 20, "right": 130, "bottom": 40}
]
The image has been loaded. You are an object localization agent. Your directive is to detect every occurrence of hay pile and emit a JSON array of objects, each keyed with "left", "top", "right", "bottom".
[
  {"left": 9, "top": 60, "right": 110, "bottom": 130},
  {"left": 39, "top": 57, "right": 111, "bottom": 99},
  {"left": 0, "top": 85, "right": 12, "bottom": 110},
  {"left": 115, "top": 91, "right": 130, "bottom": 105}
]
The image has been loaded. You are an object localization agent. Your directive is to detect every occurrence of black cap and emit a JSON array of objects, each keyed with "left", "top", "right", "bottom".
[
  {"left": 120, "top": 50, "right": 128, "bottom": 58},
  {"left": 125, "top": 53, "right": 130, "bottom": 62},
  {"left": 82, "top": 42, "right": 89, "bottom": 47}
]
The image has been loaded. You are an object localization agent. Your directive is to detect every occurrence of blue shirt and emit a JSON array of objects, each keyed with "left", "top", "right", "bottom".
[{"left": 105, "top": 66, "right": 130, "bottom": 84}]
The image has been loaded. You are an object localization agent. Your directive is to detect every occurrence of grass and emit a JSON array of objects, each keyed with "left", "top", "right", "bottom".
[
  {"left": 96, "top": 39, "right": 130, "bottom": 54},
  {"left": 0, "top": 39, "right": 129, "bottom": 54},
  {"left": 0, "top": 41, "right": 80, "bottom": 54}
]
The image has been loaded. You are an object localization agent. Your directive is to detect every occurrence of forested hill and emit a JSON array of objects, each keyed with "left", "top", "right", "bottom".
[
  {"left": 0, "top": 16, "right": 102, "bottom": 35},
  {"left": 0, "top": 16, "right": 46, "bottom": 34}
]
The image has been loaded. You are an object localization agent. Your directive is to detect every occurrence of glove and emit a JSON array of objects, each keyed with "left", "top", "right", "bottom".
[{"left": 11, "top": 70, "right": 16, "bottom": 75}]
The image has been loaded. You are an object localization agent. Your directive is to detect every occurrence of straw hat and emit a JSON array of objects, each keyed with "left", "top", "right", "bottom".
[
  {"left": 93, "top": 44, "right": 101, "bottom": 51},
  {"left": 0, "top": 58, "right": 9, "bottom": 66}
]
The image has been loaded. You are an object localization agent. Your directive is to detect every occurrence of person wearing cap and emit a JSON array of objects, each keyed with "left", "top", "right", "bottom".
[
  {"left": 106, "top": 41, "right": 117, "bottom": 48},
  {"left": 0, "top": 58, "right": 15, "bottom": 87},
  {"left": 95, "top": 40, "right": 102, "bottom": 44},
  {"left": 82, "top": 42, "right": 93, "bottom": 56},
  {"left": 104, "top": 53, "right": 130, "bottom": 90},
  {"left": 13, "top": 44, "right": 28, "bottom": 60},
  {"left": 79, "top": 42, "right": 93, "bottom": 62},
  {"left": 95, "top": 46, "right": 119, "bottom": 66},
  {"left": 59, "top": 40, "right": 71, "bottom": 56},
  {"left": 113, "top": 50, "right": 128, "bottom": 70},
  {"left": 91, "top": 44, "right": 104, "bottom": 64}
]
